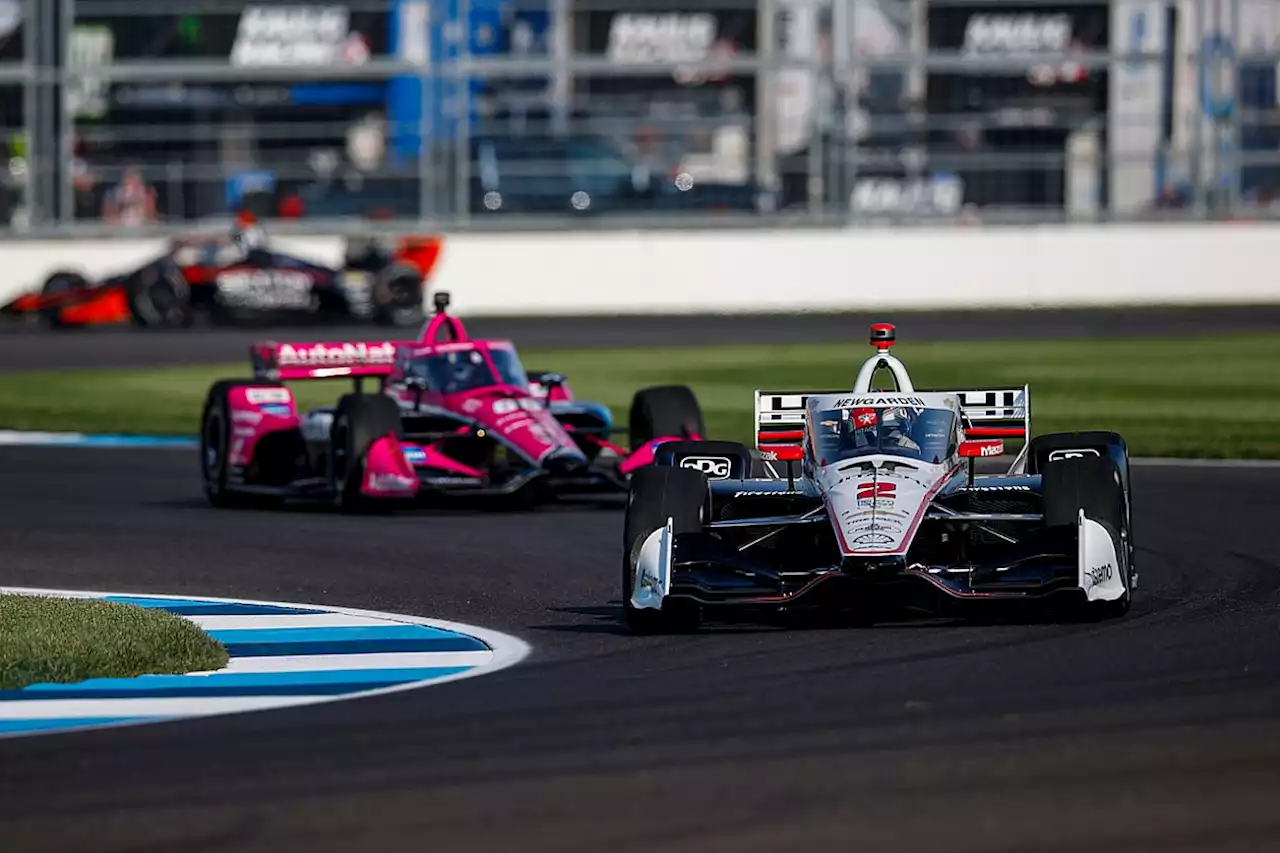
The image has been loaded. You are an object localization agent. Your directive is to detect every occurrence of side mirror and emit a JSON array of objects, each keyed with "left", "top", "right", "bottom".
[
  {"left": 535, "top": 372, "right": 567, "bottom": 400},
  {"left": 432, "top": 290, "right": 451, "bottom": 314},
  {"left": 959, "top": 439, "right": 1004, "bottom": 458}
]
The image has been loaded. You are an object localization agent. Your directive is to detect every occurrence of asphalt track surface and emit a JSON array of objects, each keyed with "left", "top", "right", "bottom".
[
  {"left": 4, "top": 304, "right": 1280, "bottom": 370},
  {"left": 0, "top": 447, "right": 1278, "bottom": 852}
]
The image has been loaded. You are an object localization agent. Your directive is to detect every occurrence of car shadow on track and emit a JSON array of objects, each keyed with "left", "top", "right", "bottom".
[
  {"left": 533, "top": 600, "right": 1126, "bottom": 638},
  {"left": 143, "top": 496, "right": 626, "bottom": 518}
]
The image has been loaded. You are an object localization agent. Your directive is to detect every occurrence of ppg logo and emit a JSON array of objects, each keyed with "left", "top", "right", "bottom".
[
  {"left": 680, "top": 456, "right": 732, "bottom": 479},
  {"left": 1048, "top": 448, "right": 1101, "bottom": 462}
]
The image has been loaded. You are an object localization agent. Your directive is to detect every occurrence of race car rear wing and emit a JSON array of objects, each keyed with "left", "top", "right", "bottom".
[
  {"left": 251, "top": 340, "right": 411, "bottom": 384},
  {"left": 754, "top": 386, "right": 1031, "bottom": 461}
]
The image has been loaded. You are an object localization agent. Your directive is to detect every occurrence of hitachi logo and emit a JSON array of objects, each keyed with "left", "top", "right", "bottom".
[{"left": 278, "top": 342, "right": 396, "bottom": 366}]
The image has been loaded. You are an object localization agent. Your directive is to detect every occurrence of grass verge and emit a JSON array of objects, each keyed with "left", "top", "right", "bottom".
[
  {"left": 0, "top": 595, "right": 229, "bottom": 690},
  {"left": 1, "top": 333, "right": 1278, "bottom": 458}
]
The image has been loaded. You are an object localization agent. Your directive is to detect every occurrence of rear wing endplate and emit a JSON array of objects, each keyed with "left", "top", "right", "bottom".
[
  {"left": 754, "top": 386, "right": 1031, "bottom": 458},
  {"left": 251, "top": 340, "right": 410, "bottom": 382}
]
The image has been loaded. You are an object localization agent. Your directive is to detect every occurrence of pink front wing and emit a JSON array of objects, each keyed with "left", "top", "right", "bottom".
[{"left": 360, "top": 433, "right": 421, "bottom": 497}]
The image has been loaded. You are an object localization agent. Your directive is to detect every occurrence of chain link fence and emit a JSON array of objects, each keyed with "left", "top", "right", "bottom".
[{"left": 0, "top": 0, "right": 1277, "bottom": 235}]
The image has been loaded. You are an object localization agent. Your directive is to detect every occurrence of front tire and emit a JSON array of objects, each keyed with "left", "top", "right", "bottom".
[
  {"left": 200, "top": 379, "right": 282, "bottom": 508},
  {"left": 329, "top": 393, "right": 405, "bottom": 511},
  {"left": 621, "top": 466, "right": 707, "bottom": 633},
  {"left": 1042, "top": 454, "right": 1132, "bottom": 619}
]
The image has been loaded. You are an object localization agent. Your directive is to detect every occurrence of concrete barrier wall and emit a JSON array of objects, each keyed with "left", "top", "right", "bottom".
[{"left": 2, "top": 223, "right": 1277, "bottom": 316}]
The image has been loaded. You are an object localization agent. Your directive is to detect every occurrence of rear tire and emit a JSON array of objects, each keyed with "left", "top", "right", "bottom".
[
  {"left": 127, "top": 261, "right": 194, "bottom": 328},
  {"left": 329, "top": 393, "right": 405, "bottom": 512},
  {"left": 373, "top": 265, "right": 426, "bottom": 327},
  {"left": 1042, "top": 454, "right": 1132, "bottom": 619},
  {"left": 629, "top": 385, "right": 705, "bottom": 449},
  {"left": 38, "top": 271, "right": 88, "bottom": 328},
  {"left": 200, "top": 379, "right": 282, "bottom": 508},
  {"left": 621, "top": 466, "right": 707, "bottom": 633}
]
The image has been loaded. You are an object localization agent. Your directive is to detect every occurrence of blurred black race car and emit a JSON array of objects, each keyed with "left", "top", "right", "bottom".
[{"left": 2, "top": 218, "right": 440, "bottom": 329}]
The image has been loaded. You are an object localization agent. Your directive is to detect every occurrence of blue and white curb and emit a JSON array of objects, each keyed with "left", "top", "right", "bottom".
[
  {"left": 0, "top": 586, "right": 531, "bottom": 739},
  {"left": 0, "top": 430, "right": 195, "bottom": 448}
]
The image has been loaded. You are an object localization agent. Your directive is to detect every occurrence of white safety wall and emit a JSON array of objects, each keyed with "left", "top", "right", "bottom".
[{"left": 1, "top": 223, "right": 1278, "bottom": 316}]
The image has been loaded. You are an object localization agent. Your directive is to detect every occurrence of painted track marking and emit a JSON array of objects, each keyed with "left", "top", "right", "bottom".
[{"left": 0, "top": 587, "right": 530, "bottom": 739}]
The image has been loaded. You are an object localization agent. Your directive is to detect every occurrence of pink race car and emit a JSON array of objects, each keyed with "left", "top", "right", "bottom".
[{"left": 198, "top": 292, "right": 706, "bottom": 510}]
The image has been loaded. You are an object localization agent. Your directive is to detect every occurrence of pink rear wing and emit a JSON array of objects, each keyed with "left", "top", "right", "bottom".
[{"left": 251, "top": 340, "right": 411, "bottom": 381}]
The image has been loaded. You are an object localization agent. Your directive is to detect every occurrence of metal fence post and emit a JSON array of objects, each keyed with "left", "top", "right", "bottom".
[
  {"left": 755, "top": 0, "right": 777, "bottom": 194},
  {"left": 19, "top": 0, "right": 37, "bottom": 228}
]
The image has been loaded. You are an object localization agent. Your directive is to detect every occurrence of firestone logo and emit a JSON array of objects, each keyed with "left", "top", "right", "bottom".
[{"left": 277, "top": 342, "right": 396, "bottom": 366}]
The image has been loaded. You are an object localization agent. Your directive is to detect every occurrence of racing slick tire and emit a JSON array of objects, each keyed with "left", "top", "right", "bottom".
[
  {"left": 1030, "top": 430, "right": 1136, "bottom": 590},
  {"left": 329, "top": 393, "right": 405, "bottom": 512},
  {"left": 200, "top": 379, "right": 286, "bottom": 509},
  {"left": 629, "top": 385, "right": 706, "bottom": 449},
  {"left": 126, "top": 260, "right": 194, "bottom": 328},
  {"left": 1041, "top": 453, "right": 1132, "bottom": 620},
  {"left": 373, "top": 264, "right": 426, "bottom": 327},
  {"left": 622, "top": 466, "right": 707, "bottom": 634},
  {"left": 38, "top": 271, "right": 89, "bottom": 328}
]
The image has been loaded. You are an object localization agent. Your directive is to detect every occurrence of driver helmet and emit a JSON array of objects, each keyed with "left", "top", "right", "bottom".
[{"left": 231, "top": 223, "right": 266, "bottom": 254}]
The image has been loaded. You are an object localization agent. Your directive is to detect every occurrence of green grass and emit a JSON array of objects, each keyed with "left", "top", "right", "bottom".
[
  {"left": 0, "top": 595, "right": 229, "bottom": 690},
  {"left": 1, "top": 334, "right": 1279, "bottom": 458}
]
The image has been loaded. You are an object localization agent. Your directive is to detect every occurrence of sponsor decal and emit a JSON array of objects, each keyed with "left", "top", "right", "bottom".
[
  {"left": 964, "top": 484, "right": 1032, "bottom": 491},
  {"left": 246, "top": 387, "right": 292, "bottom": 405},
  {"left": 260, "top": 404, "right": 293, "bottom": 417},
  {"left": 680, "top": 456, "right": 732, "bottom": 479},
  {"left": 402, "top": 446, "right": 428, "bottom": 465},
  {"left": 216, "top": 269, "right": 315, "bottom": 310},
  {"left": 1085, "top": 562, "right": 1115, "bottom": 589},
  {"left": 833, "top": 395, "right": 927, "bottom": 409},
  {"left": 492, "top": 398, "right": 543, "bottom": 415},
  {"left": 850, "top": 176, "right": 965, "bottom": 217},
  {"left": 852, "top": 532, "right": 894, "bottom": 546},
  {"left": 462, "top": 398, "right": 484, "bottom": 413},
  {"left": 1048, "top": 448, "right": 1101, "bottom": 461},
  {"left": 278, "top": 341, "right": 397, "bottom": 367},
  {"left": 734, "top": 490, "right": 803, "bottom": 497},
  {"left": 231, "top": 410, "right": 263, "bottom": 425},
  {"left": 231, "top": 5, "right": 371, "bottom": 68},
  {"left": 962, "top": 13, "right": 1072, "bottom": 55},
  {"left": 232, "top": 426, "right": 258, "bottom": 438},
  {"left": 605, "top": 13, "right": 716, "bottom": 64},
  {"left": 368, "top": 473, "right": 416, "bottom": 491}
]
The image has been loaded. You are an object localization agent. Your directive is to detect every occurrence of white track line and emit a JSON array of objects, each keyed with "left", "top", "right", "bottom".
[
  {"left": 187, "top": 650, "right": 494, "bottom": 675},
  {"left": 0, "top": 696, "right": 332, "bottom": 720},
  {"left": 184, "top": 613, "right": 403, "bottom": 630}
]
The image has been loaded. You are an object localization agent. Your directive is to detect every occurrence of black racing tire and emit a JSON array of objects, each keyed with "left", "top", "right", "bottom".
[
  {"left": 629, "top": 385, "right": 706, "bottom": 449},
  {"left": 373, "top": 265, "right": 426, "bottom": 327},
  {"left": 127, "top": 260, "right": 194, "bottom": 328},
  {"left": 1031, "top": 430, "right": 1136, "bottom": 590},
  {"left": 1042, "top": 454, "right": 1132, "bottom": 619},
  {"left": 38, "top": 271, "right": 89, "bottom": 328},
  {"left": 200, "top": 379, "right": 283, "bottom": 509},
  {"left": 329, "top": 393, "right": 405, "bottom": 511},
  {"left": 621, "top": 466, "right": 707, "bottom": 633}
]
